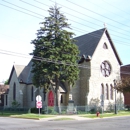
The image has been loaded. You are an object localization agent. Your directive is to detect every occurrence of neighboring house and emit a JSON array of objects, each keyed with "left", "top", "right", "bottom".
[
  {"left": 0, "top": 84, "right": 9, "bottom": 107},
  {"left": 4, "top": 28, "right": 124, "bottom": 111},
  {"left": 121, "top": 64, "right": 130, "bottom": 107}
]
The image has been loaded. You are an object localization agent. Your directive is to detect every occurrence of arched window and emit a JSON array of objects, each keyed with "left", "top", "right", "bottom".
[
  {"left": 13, "top": 83, "right": 16, "bottom": 100},
  {"left": 101, "top": 84, "right": 104, "bottom": 95},
  {"left": 6, "top": 95, "right": 7, "bottom": 105},
  {"left": 61, "top": 95, "right": 63, "bottom": 103},
  {"left": 106, "top": 84, "right": 109, "bottom": 100},
  {"left": 31, "top": 86, "right": 34, "bottom": 101},
  {"left": 103, "top": 42, "right": 108, "bottom": 49},
  {"left": 110, "top": 84, "right": 113, "bottom": 100},
  {"left": 48, "top": 91, "right": 54, "bottom": 106}
]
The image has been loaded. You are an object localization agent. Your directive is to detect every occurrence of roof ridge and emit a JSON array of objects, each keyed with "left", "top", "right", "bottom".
[{"left": 74, "top": 28, "right": 106, "bottom": 38}]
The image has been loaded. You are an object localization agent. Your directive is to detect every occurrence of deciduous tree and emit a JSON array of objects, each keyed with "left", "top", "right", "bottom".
[{"left": 116, "top": 77, "right": 130, "bottom": 93}]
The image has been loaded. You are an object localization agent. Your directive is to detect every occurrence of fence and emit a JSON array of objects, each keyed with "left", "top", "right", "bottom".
[
  {"left": 0, "top": 103, "right": 128, "bottom": 115},
  {"left": 0, "top": 106, "right": 29, "bottom": 115},
  {"left": 41, "top": 103, "right": 125, "bottom": 114}
]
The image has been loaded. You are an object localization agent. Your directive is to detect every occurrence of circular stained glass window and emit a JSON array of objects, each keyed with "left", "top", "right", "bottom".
[{"left": 100, "top": 61, "right": 111, "bottom": 77}]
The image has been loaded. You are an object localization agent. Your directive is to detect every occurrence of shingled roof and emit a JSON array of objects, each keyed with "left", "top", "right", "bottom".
[
  {"left": 8, "top": 61, "right": 67, "bottom": 92},
  {"left": 74, "top": 28, "right": 105, "bottom": 57},
  {"left": 8, "top": 28, "right": 122, "bottom": 88},
  {"left": 74, "top": 28, "right": 122, "bottom": 65}
]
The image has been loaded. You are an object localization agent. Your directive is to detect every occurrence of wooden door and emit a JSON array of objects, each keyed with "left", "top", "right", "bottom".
[{"left": 48, "top": 91, "right": 54, "bottom": 106}]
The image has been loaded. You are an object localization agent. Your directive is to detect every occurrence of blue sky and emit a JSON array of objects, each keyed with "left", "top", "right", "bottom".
[{"left": 0, "top": 0, "right": 130, "bottom": 82}]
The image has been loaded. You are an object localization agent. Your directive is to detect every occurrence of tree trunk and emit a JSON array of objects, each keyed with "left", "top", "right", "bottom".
[{"left": 55, "top": 76, "right": 60, "bottom": 113}]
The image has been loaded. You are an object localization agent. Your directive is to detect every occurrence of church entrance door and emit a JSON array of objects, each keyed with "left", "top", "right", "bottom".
[{"left": 48, "top": 91, "right": 54, "bottom": 106}]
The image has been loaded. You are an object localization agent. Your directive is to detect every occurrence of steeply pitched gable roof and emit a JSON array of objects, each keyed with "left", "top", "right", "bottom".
[
  {"left": 8, "top": 28, "right": 122, "bottom": 88},
  {"left": 8, "top": 61, "right": 67, "bottom": 92},
  {"left": 8, "top": 65, "right": 25, "bottom": 84},
  {"left": 74, "top": 28, "right": 105, "bottom": 57},
  {"left": 14, "top": 65, "right": 25, "bottom": 77},
  {"left": 74, "top": 28, "right": 122, "bottom": 65}
]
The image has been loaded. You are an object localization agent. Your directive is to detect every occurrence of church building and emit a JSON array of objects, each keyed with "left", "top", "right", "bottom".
[{"left": 4, "top": 28, "right": 124, "bottom": 111}]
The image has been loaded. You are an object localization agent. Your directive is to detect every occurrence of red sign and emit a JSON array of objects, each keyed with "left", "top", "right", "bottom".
[{"left": 36, "top": 101, "right": 42, "bottom": 108}]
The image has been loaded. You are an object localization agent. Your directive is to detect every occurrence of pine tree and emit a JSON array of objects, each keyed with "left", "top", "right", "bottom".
[{"left": 31, "top": 5, "right": 80, "bottom": 112}]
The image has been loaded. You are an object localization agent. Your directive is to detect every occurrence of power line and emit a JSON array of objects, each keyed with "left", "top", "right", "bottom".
[
  {"left": 1, "top": 1, "right": 130, "bottom": 45},
  {"left": 101, "top": 0, "right": 130, "bottom": 16},
  {"left": 66, "top": 0, "right": 130, "bottom": 28},
  {"left": 38, "top": 0, "right": 130, "bottom": 40},
  {"left": 49, "top": 0, "right": 130, "bottom": 32},
  {"left": 0, "top": 3, "right": 44, "bottom": 20},
  {"left": 1, "top": 49, "right": 130, "bottom": 75},
  {"left": 19, "top": 0, "right": 48, "bottom": 12},
  {"left": 0, "top": 49, "right": 31, "bottom": 56},
  {"left": 0, "top": 33, "right": 27, "bottom": 42},
  {"left": 2, "top": 0, "right": 130, "bottom": 43},
  {"left": 2, "top": 0, "right": 46, "bottom": 18},
  {"left": 0, "top": 50, "right": 89, "bottom": 69},
  {"left": 87, "top": 0, "right": 130, "bottom": 22},
  {"left": 18, "top": 0, "right": 130, "bottom": 44}
]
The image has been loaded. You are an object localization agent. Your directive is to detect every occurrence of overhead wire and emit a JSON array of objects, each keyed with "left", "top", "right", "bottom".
[
  {"left": 101, "top": 0, "right": 130, "bottom": 16},
  {"left": 1, "top": 0, "right": 130, "bottom": 39},
  {"left": 34, "top": 0, "right": 130, "bottom": 43},
  {"left": 0, "top": 49, "right": 90, "bottom": 69},
  {"left": 1, "top": 49, "right": 130, "bottom": 75},
  {"left": 16, "top": 0, "right": 130, "bottom": 44},
  {"left": 0, "top": 0, "right": 130, "bottom": 45},
  {"left": 48, "top": 0, "right": 130, "bottom": 32},
  {"left": 0, "top": 0, "right": 130, "bottom": 70},
  {"left": 0, "top": 3, "right": 44, "bottom": 20},
  {"left": 48, "top": 0, "right": 130, "bottom": 34},
  {"left": 86, "top": 0, "right": 130, "bottom": 21},
  {"left": 66, "top": 0, "right": 130, "bottom": 28},
  {"left": 0, "top": 1, "right": 130, "bottom": 80},
  {"left": 2, "top": 0, "right": 46, "bottom": 18},
  {"left": 47, "top": 1, "right": 130, "bottom": 41}
]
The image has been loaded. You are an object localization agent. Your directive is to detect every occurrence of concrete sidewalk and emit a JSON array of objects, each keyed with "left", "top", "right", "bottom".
[
  {"left": 40, "top": 115, "right": 92, "bottom": 121},
  {"left": 39, "top": 114, "right": 130, "bottom": 121}
]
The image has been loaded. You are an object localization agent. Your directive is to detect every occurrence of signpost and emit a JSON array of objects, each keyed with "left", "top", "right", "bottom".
[
  {"left": 36, "top": 101, "right": 42, "bottom": 108},
  {"left": 36, "top": 95, "right": 42, "bottom": 117},
  {"left": 100, "top": 94, "right": 104, "bottom": 114}
]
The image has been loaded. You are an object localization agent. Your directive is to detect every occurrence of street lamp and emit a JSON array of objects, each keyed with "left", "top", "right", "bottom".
[{"left": 113, "top": 79, "right": 117, "bottom": 114}]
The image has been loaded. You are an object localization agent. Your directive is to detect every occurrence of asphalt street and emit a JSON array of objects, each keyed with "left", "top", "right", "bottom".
[{"left": 0, "top": 116, "right": 130, "bottom": 130}]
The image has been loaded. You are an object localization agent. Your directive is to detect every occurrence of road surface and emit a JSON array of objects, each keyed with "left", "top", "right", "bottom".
[{"left": 0, "top": 116, "right": 130, "bottom": 130}]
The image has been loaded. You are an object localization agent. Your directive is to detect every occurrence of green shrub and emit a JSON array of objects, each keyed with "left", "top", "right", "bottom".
[
  {"left": 30, "top": 107, "right": 42, "bottom": 113},
  {"left": 11, "top": 100, "right": 20, "bottom": 108},
  {"left": 48, "top": 107, "right": 58, "bottom": 115}
]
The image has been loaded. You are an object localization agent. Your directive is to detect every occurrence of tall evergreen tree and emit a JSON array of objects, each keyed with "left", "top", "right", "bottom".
[{"left": 31, "top": 5, "right": 80, "bottom": 112}]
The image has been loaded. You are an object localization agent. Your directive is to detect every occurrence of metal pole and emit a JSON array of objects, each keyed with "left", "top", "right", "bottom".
[
  {"left": 114, "top": 80, "right": 117, "bottom": 114},
  {"left": 38, "top": 86, "right": 40, "bottom": 117},
  {"left": 39, "top": 108, "right": 40, "bottom": 117}
]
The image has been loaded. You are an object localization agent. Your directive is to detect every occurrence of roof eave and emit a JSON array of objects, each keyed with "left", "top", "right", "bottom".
[{"left": 105, "top": 29, "right": 123, "bottom": 65}]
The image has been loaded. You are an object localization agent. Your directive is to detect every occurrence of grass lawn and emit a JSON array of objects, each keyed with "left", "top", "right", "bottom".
[
  {"left": 0, "top": 111, "right": 54, "bottom": 119},
  {"left": 80, "top": 111, "right": 130, "bottom": 118},
  {"left": 10, "top": 113, "right": 55, "bottom": 119},
  {"left": 1, "top": 111, "right": 130, "bottom": 120}
]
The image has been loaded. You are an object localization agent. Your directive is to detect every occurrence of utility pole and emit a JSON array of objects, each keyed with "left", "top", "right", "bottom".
[{"left": 113, "top": 79, "right": 117, "bottom": 114}]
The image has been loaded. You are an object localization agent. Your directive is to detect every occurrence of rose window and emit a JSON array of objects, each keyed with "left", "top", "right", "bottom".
[{"left": 100, "top": 61, "right": 111, "bottom": 77}]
